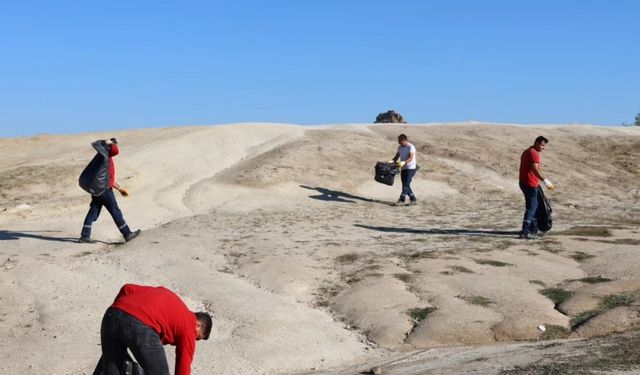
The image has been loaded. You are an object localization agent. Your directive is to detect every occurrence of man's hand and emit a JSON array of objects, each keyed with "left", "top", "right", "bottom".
[
  {"left": 387, "top": 160, "right": 395, "bottom": 164},
  {"left": 118, "top": 188, "right": 130, "bottom": 197},
  {"left": 543, "top": 178, "right": 556, "bottom": 191},
  {"left": 397, "top": 161, "right": 406, "bottom": 169}
]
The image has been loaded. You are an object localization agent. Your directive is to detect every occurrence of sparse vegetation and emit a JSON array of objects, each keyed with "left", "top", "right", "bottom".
[
  {"left": 407, "top": 307, "right": 437, "bottom": 323},
  {"left": 570, "top": 251, "right": 596, "bottom": 263},
  {"left": 600, "top": 293, "right": 636, "bottom": 309},
  {"left": 468, "top": 357, "right": 489, "bottom": 363},
  {"left": 394, "top": 273, "right": 414, "bottom": 283},
  {"left": 449, "top": 265, "right": 474, "bottom": 273},
  {"left": 539, "top": 242, "right": 562, "bottom": 254},
  {"left": 494, "top": 240, "right": 517, "bottom": 250},
  {"left": 502, "top": 331, "right": 640, "bottom": 374},
  {"left": 540, "top": 325, "right": 571, "bottom": 340},
  {"left": 408, "top": 251, "right": 439, "bottom": 259},
  {"left": 596, "top": 238, "right": 640, "bottom": 246},
  {"left": 473, "top": 258, "right": 513, "bottom": 267},
  {"left": 314, "top": 284, "right": 340, "bottom": 308},
  {"left": 570, "top": 309, "right": 601, "bottom": 329},
  {"left": 335, "top": 253, "right": 360, "bottom": 264},
  {"left": 540, "top": 288, "right": 573, "bottom": 305},
  {"left": 558, "top": 226, "right": 613, "bottom": 237},
  {"left": 570, "top": 292, "right": 637, "bottom": 329},
  {"left": 458, "top": 295, "right": 493, "bottom": 307},
  {"left": 570, "top": 276, "right": 612, "bottom": 284},
  {"left": 345, "top": 276, "right": 361, "bottom": 284}
]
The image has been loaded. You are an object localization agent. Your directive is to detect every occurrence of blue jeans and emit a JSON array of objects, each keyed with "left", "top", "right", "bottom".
[
  {"left": 96, "top": 308, "right": 169, "bottom": 375},
  {"left": 520, "top": 182, "right": 539, "bottom": 235},
  {"left": 81, "top": 189, "right": 131, "bottom": 238},
  {"left": 400, "top": 169, "right": 417, "bottom": 202}
]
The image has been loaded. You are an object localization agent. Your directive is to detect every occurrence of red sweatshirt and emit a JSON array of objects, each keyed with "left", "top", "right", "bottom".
[
  {"left": 108, "top": 144, "right": 119, "bottom": 188},
  {"left": 111, "top": 284, "right": 197, "bottom": 375},
  {"left": 519, "top": 147, "right": 541, "bottom": 188}
]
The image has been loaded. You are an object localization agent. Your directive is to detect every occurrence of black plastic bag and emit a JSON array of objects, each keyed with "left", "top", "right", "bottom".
[
  {"left": 79, "top": 140, "right": 111, "bottom": 196},
  {"left": 374, "top": 162, "right": 399, "bottom": 186},
  {"left": 536, "top": 187, "right": 553, "bottom": 232}
]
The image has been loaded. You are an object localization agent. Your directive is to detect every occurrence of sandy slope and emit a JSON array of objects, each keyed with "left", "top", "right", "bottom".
[{"left": 0, "top": 123, "right": 639, "bottom": 374}]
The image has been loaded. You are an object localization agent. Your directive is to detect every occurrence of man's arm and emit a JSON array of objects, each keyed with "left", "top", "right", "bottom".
[
  {"left": 404, "top": 151, "right": 415, "bottom": 165},
  {"left": 389, "top": 152, "right": 400, "bottom": 163},
  {"left": 532, "top": 163, "right": 556, "bottom": 190},
  {"left": 174, "top": 335, "right": 196, "bottom": 375},
  {"left": 531, "top": 163, "right": 545, "bottom": 181},
  {"left": 112, "top": 182, "right": 129, "bottom": 196}
]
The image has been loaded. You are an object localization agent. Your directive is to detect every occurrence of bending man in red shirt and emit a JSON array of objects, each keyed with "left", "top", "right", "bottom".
[
  {"left": 518, "top": 136, "right": 555, "bottom": 239},
  {"left": 96, "top": 284, "right": 212, "bottom": 375},
  {"left": 80, "top": 138, "right": 141, "bottom": 243}
]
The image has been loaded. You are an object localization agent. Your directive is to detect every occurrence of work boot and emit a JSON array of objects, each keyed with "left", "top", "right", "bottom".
[
  {"left": 391, "top": 200, "right": 406, "bottom": 206},
  {"left": 407, "top": 200, "right": 418, "bottom": 206},
  {"left": 124, "top": 229, "right": 142, "bottom": 242},
  {"left": 518, "top": 233, "right": 537, "bottom": 240},
  {"left": 78, "top": 237, "right": 96, "bottom": 244}
]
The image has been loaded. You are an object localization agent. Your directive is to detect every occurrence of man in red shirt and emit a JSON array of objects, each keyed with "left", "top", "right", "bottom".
[
  {"left": 96, "top": 284, "right": 212, "bottom": 375},
  {"left": 519, "top": 136, "right": 555, "bottom": 239},
  {"left": 80, "top": 138, "right": 141, "bottom": 243}
]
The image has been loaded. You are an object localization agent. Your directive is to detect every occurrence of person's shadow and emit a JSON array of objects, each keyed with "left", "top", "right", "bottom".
[
  {"left": 300, "top": 185, "right": 388, "bottom": 204},
  {"left": 0, "top": 230, "right": 117, "bottom": 244},
  {"left": 355, "top": 224, "right": 519, "bottom": 238}
]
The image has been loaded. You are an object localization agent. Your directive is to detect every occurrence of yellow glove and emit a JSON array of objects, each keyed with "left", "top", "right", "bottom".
[
  {"left": 118, "top": 188, "right": 130, "bottom": 197},
  {"left": 397, "top": 161, "right": 406, "bottom": 169},
  {"left": 543, "top": 179, "right": 556, "bottom": 191},
  {"left": 387, "top": 160, "right": 395, "bottom": 164}
]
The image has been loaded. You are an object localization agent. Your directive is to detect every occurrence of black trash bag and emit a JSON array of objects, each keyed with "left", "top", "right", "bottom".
[
  {"left": 536, "top": 187, "right": 553, "bottom": 232},
  {"left": 374, "top": 161, "right": 399, "bottom": 186},
  {"left": 93, "top": 353, "right": 145, "bottom": 375},
  {"left": 79, "top": 140, "right": 111, "bottom": 196}
]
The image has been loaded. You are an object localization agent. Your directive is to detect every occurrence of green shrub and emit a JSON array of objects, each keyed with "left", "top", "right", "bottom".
[
  {"left": 540, "top": 288, "right": 573, "bottom": 305},
  {"left": 407, "top": 307, "right": 437, "bottom": 323}
]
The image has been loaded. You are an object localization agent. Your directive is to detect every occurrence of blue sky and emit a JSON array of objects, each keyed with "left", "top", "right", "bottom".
[{"left": 1, "top": 1, "right": 639, "bottom": 137}]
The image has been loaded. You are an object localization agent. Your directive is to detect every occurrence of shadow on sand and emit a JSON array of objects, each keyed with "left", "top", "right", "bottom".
[
  {"left": 0, "top": 230, "right": 118, "bottom": 245},
  {"left": 355, "top": 224, "right": 519, "bottom": 238},
  {"left": 300, "top": 185, "right": 389, "bottom": 204}
]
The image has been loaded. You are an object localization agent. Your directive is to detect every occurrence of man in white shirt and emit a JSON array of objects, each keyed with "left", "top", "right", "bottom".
[{"left": 389, "top": 134, "right": 417, "bottom": 206}]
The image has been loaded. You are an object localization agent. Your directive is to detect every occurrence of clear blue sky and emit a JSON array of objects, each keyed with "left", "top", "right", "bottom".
[{"left": 1, "top": 1, "right": 639, "bottom": 137}]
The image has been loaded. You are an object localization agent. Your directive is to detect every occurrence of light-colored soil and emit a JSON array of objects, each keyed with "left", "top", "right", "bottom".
[{"left": 0, "top": 123, "right": 639, "bottom": 374}]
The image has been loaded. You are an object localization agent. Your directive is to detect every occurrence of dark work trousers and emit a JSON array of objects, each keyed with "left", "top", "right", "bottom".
[
  {"left": 399, "top": 169, "right": 417, "bottom": 202},
  {"left": 81, "top": 189, "right": 131, "bottom": 238},
  {"left": 519, "top": 182, "right": 540, "bottom": 235},
  {"left": 95, "top": 308, "right": 169, "bottom": 375}
]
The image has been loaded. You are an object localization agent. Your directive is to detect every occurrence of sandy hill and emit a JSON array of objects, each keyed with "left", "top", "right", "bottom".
[{"left": 0, "top": 123, "right": 639, "bottom": 374}]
